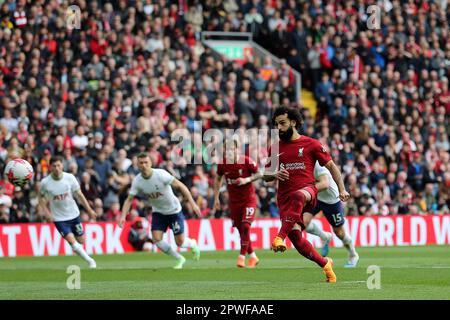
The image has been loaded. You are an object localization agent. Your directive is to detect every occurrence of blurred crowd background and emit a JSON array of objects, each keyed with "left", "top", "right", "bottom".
[{"left": 0, "top": 0, "right": 449, "bottom": 224}]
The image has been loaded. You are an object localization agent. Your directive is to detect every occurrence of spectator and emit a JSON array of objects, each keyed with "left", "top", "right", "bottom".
[
  {"left": 308, "top": 42, "right": 322, "bottom": 90},
  {"left": 93, "top": 198, "right": 107, "bottom": 222},
  {"left": 0, "top": 203, "right": 9, "bottom": 224},
  {"left": 80, "top": 172, "right": 99, "bottom": 208},
  {"left": 128, "top": 217, "right": 153, "bottom": 252},
  {"left": 106, "top": 202, "right": 122, "bottom": 222},
  {"left": 197, "top": 92, "right": 216, "bottom": 130},
  {"left": 315, "top": 73, "right": 334, "bottom": 118},
  {"left": 235, "top": 91, "right": 255, "bottom": 127},
  {"left": 72, "top": 126, "right": 89, "bottom": 151},
  {"left": 94, "top": 150, "right": 112, "bottom": 188},
  {"left": 100, "top": 173, "right": 120, "bottom": 208},
  {"left": 423, "top": 183, "right": 438, "bottom": 214},
  {"left": 257, "top": 187, "right": 272, "bottom": 217},
  {"left": 117, "top": 149, "right": 132, "bottom": 173},
  {"left": 0, "top": 109, "right": 18, "bottom": 133},
  {"left": 192, "top": 165, "right": 209, "bottom": 197},
  {"left": 408, "top": 153, "right": 425, "bottom": 192},
  {"left": 0, "top": 185, "right": 12, "bottom": 213}
]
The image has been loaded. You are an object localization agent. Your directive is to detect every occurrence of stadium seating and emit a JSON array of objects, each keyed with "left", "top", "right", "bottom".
[{"left": 0, "top": 0, "right": 448, "bottom": 224}]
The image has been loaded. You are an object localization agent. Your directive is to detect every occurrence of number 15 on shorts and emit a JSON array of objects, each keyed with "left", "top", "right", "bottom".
[{"left": 245, "top": 207, "right": 255, "bottom": 219}]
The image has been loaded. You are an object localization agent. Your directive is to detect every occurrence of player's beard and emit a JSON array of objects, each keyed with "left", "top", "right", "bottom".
[{"left": 279, "top": 126, "right": 294, "bottom": 142}]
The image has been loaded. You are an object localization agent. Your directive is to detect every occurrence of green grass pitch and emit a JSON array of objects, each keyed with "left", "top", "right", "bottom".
[{"left": 1, "top": 246, "right": 449, "bottom": 300}]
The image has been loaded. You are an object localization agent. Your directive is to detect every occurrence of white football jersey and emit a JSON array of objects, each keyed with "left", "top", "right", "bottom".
[
  {"left": 129, "top": 169, "right": 182, "bottom": 215},
  {"left": 314, "top": 162, "right": 340, "bottom": 204},
  {"left": 40, "top": 172, "right": 81, "bottom": 222}
]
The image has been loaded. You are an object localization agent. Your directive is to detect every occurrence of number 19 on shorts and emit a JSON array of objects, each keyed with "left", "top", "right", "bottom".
[{"left": 245, "top": 207, "right": 255, "bottom": 219}]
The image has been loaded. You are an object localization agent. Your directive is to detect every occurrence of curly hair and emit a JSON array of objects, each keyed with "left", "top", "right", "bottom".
[{"left": 271, "top": 106, "right": 304, "bottom": 130}]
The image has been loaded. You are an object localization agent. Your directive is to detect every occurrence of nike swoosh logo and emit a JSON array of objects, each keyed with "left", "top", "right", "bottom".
[{"left": 265, "top": 152, "right": 284, "bottom": 165}]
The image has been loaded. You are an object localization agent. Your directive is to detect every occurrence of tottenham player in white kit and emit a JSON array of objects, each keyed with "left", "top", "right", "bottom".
[
  {"left": 304, "top": 162, "right": 359, "bottom": 267},
  {"left": 119, "top": 153, "right": 201, "bottom": 269},
  {"left": 38, "top": 156, "right": 97, "bottom": 268}
]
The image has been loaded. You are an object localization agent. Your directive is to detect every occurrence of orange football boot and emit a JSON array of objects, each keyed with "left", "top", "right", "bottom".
[
  {"left": 247, "top": 256, "right": 260, "bottom": 268},
  {"left": 271, "top": 236, "right": 287, "bottom": 252},
  {"left": 236, "top": 255, "right": 246, "bottom": 268},
  {"left": 323, "top": 257, "right": 337, "bottom": 283}
]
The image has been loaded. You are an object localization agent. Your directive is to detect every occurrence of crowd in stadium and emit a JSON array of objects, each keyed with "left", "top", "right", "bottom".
[{"left": 0, "top": 0, "right": 449, "bottom": 224}]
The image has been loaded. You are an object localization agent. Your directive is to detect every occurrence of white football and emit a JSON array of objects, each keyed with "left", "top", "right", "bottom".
[{"left": 5, "top": 158, "right": 34, "bottom": 186}]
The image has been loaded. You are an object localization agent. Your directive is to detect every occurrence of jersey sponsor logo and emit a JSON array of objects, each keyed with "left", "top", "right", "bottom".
[
  {"left": 53, "top": 192, "right": 69, "bottom": 201},
  {"left": 148, "top": 192, "right": 164, "bottom": 199},
  {"left": 281, "top": 162, "right": 306, "bottom": 170},
  {"left": 298, "top": 148, "right": 304, "bottom": 157}
]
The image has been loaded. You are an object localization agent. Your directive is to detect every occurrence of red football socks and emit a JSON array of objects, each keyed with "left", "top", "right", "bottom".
[
  {"left": 245, "top": 225, "right": 254, "bottom": 255},
  {"left": 278, "top": 191, "right": 306, "bottom": 239},
  {"left": 288, "top": 229, "right": 327, "bottom": 267},
  {"left": 247, "top": 239, "right": 254, "bottom": 255},
  {"left": 278, "top": 215, "right": 298, "bottom": 239},
  {"left": 239, "top": 223, "right": 251, "bottom": 256}
]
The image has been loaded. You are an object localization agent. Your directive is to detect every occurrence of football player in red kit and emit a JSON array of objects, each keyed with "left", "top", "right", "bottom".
[
  {"left": 214, "top": 139, "right": 262, "bottom": 268},
  {"left": 262, "top": 106, "right": 350, "bottom": 283}
]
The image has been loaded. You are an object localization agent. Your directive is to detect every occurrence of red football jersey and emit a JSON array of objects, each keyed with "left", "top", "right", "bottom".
[
  {"left": 265, "top": 136, "right": 332, "bottom": 202},
  {"left": 217, "top": 155, "right": 258, "bottom": 205}
]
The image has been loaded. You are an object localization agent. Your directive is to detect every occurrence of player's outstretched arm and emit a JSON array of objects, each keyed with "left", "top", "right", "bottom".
[
  {"left": 262, "top": 169, "right": 289, "bottom": 182},
  {"left": 119, "top": 194, "right": 134, "bottom": 228},
  {"left": 315, "top": 174, "right": 330, "bottom": 192},
  {"left": 74, "top": 189, "right": 97, "bottom": 221},
  {"left": 236, "top": 172, "right": 263, "bottom": 186},
  {"left": 324, "top": 160, "right": 350, "bottom": 201},
  {"left": 213, "top": 174, "right": 223, "bottom": 211},
  {"left": 171, "top": 178, "right": 202, "bottom": 217}
]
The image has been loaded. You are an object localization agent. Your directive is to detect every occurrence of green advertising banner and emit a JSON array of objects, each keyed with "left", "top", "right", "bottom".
[
  {"left": 212, "top": 45, "right": 244, "bottom": 59},
  {"left": 210, "top": 44, "right": 253, "bottom": 61}
]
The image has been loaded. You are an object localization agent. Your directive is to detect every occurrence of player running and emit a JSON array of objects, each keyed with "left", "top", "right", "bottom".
[
  {"left": 38, "top": 156, "right": 97, "bottom": 268},
  {"left": 304, "top": 162, "right": 359, "bottom": 267},
  {"left": 262, "top": 106, "right": 350, "bottom": 283},
  {"left": 214, "top": 138, "right": 261, "bottom": 268},
  {"left": 119, "top": 152, "right": 201, "bottom": 269}
]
